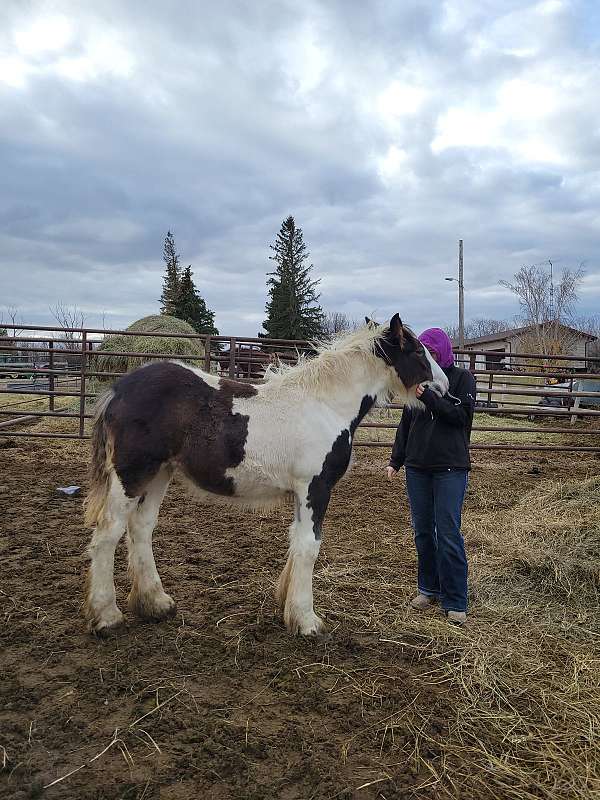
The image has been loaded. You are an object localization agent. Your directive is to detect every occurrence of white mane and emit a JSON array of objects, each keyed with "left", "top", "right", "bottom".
[{"left": 263, "top": 324, "right": 389, "bottom": 394}]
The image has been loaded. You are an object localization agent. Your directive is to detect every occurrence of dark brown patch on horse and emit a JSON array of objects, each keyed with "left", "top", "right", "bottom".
[
  {"left": 218, "top": 378, "right": 258, "bottom": 399},
  {"left": 306, "top": 430, "right": 351, "bottom": 540},
  {"left": 104, "top": 362, "right": 254, "bottom": 498},
  {"left": 306, "top": 394, "right": 377, "bottom": 540}
]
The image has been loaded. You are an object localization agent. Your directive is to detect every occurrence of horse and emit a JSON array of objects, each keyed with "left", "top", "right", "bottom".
[
  {"left": 83, "top": 314, "right": 448, "bottom": 637},
  {"left": 215, "top": 343, "right": 297, "bottom": 380}
]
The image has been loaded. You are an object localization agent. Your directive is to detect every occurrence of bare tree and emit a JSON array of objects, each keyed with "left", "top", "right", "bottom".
[
  {"left": 445, "top": 318, "right": 509, "bottom": 342},
  {"left": 1, "top": 308, "right": 37, "bottom": 364},
  {"left": 443, "top": 323, "right": 460, "bottom": 341},
  {"left": 50, "top": 303, "right": 85, "bottom": 341},
  {"left": 500, "top": 263, "right": 584, "bottom": 325},
  {"left": 500, "top": 263, "right": 585, "bottom": 357},
  {"left": 575, "top": 314, "right": 600, "bottom": 338},
  {"left": 0, "top": 313, "right": 13, "bottom": 355},
  {"left": 468, "top": 318, "right": 509, "bottom": 338},
  {"left": 322, "top": 311, "right": 359, "bottom": 337},
  {"left": 512, "top": 327, "right": 581, "bottom": 366},
  {"left": 5, "top": 305, "right": 23, "bottom": 337}
]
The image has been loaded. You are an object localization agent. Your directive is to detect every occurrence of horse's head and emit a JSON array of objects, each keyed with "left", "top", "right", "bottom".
[{"left": 373, "top": 314, "right": 449, "bottom": 398}]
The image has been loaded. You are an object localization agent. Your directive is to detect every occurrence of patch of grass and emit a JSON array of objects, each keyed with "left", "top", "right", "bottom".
[{"left": 0, "top": 391, "right": 76, "bottom": 410}]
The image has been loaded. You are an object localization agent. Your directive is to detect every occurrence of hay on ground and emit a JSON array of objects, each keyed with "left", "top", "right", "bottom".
[
  {"left": 479, "top": 475, "right": 600, "bottom": 606},
  {"left": 335, "top": 465, "right": 600, "bottom": 799}
]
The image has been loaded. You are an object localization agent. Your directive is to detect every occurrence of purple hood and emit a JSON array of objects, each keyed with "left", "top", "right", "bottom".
[{"left": 418, "top": 328, "right": 454, "bottom": 369}]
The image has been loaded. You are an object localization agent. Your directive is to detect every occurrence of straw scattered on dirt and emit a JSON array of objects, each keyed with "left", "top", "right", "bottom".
[{"left": 0, "top": 424, "right": 599, "bottom": 799}]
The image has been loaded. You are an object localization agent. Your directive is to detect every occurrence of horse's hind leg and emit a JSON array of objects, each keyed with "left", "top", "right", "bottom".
[
  {"left": 126, "top": 467, "right": 176, "bottom": 622},
  {"left": 85, "top": 474, "right": 136, "bottom": 637}
]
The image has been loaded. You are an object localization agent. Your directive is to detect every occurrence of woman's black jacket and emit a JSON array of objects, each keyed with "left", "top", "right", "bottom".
[{"left": 389, "top": 365, "right": 477, "bottom": 471}]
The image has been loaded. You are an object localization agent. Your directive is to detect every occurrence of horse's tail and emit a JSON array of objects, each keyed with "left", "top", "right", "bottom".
[{"left": 84, "top": 390, "right": 115, "bottom": 528}]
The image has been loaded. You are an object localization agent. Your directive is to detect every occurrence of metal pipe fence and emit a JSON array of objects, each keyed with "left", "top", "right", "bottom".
[{"left": 1, "top": 324, "right": 599, "bottom": 452}]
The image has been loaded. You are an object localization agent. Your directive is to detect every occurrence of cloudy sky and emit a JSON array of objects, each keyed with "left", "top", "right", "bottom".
[{"left": 1, "top": 0, "right": 599, "bottom": 336}]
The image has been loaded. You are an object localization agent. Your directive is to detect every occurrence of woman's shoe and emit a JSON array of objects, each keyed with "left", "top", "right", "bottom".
[
  {"left": 446, "top": 610, "right": 467, "bottom": 625},
  {"left": 410, "top": 593, "right": 436, "bottom": 610}
]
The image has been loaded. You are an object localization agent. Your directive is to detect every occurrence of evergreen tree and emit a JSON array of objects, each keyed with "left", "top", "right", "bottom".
[
  {"left": 158, "top": 231, "right": 219, "bottom": 335},
  {"left": 177, "top": 265, "right": 219, "bottom": 335},
  {"left": 160, "top": 231, "right": 182, "bottom": 315},
  {"left": 262, "top": 216, "right": 325, "bottom": 340}
]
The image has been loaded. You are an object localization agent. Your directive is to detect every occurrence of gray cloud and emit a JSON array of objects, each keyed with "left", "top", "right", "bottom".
[{"left": 0, "top": 0, "right": 599, "bottom": 336}]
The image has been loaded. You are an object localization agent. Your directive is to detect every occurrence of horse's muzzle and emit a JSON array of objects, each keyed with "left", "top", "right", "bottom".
[{"left": 422, "top": 377, "right": 448, "bottom": 397}]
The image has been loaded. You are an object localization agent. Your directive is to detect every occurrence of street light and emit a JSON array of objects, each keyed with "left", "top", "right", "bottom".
[{"left": 445, "top": 240, "right": 464, "bottom": 349}]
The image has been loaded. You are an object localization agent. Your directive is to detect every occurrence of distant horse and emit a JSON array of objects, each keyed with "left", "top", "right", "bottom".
[
  {"left": 215, "top": 344, "right": 300, "bottom": 380},
  {"left": 83, "top": 315, "right": 448, "bottom": 637}
]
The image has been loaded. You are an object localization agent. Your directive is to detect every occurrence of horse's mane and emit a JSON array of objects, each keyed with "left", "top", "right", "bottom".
[{"left": 263, "top": 323, "right": 388, "bottom": 393}]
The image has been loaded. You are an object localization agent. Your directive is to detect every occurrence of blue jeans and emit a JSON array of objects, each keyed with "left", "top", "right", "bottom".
[{"left": 405, "top": 467, "right": 469, "bottom": 612}]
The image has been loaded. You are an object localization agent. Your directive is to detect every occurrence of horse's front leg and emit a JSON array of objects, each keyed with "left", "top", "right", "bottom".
[{"left": 276, "top": 482, "right": 329, "bottom": 636}]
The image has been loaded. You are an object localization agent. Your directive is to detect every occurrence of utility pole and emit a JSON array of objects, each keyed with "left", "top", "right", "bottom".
[
  {"left": 445, "top": 240, "right": 465, "bottom": 347},
  {"left": 548, "top": 259, "right": 554, "bottom": 320},
  {"left": 458, "top": 239, "right": 464, "bottom": 349}
]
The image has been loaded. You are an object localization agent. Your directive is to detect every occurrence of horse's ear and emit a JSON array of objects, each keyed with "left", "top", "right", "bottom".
[
  {"left": 389, "top": 313, "right": 404, "bottom": 345},
  {"left": 365, "top": 316, "right": 377, "bottom": 329}
]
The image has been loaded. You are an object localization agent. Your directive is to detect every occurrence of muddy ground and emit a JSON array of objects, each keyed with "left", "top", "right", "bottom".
[{"left": 1, "top": 432, "right": 599, "bottom": 800}]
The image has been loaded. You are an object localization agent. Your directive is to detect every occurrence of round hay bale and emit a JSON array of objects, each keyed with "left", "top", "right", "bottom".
[{"left": 93, "top": 314, "right": 204, "bottom": 380}]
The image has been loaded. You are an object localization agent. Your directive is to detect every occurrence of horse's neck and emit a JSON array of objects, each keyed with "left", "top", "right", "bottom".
[{"left": 318, "top": 359, "right": 388, "bottom": 425}]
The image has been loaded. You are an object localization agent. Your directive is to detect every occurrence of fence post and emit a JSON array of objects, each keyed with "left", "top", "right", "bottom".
[
  {"left": 488, "top": 372, "right": 493, "bottom": 406},
  {"left": 229, "top": 338, "right": 236, "bottom": 379},
  {"left": 204, "top": 337, "right": 212, "bottom": 372},
  {"left": 567, "top": 377, "right": 574, "bottom": 411},
  {"left": 570, "top": 376, "right": 579, "bottom": 425},
  {"left": 79, "top": 331, "right": 87, "bottom": 438},
  {"left": 48, "top": 340, "right": 54, "bottom": 411}
]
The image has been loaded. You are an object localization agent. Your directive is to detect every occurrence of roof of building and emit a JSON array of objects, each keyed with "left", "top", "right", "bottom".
[{"left": 460, "top": 323, "right": 598, "bottom": 347}]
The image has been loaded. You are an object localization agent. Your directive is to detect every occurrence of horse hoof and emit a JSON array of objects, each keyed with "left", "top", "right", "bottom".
[
  {"left": 89, "top": 612, "right": 124, "bottom": 638},
  {"left": 297, "top": 614, "right": 327, "bottom": 637},
  {"left": 151, "top": 599, "right": 177, "bottom": 621},
  {"left": 302, "top": 623, "right": 328, "bottom": 638},
  {"left": 129, "top": 591, "right": 177, "bottom": 621}
]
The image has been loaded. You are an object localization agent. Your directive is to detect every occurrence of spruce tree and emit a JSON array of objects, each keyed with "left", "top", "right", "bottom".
[
  {"left": 262, "top": 216, "right": 325, "bottom": 340},
  {"left": 160, "top": 231, "right": 182, "bottom": 315},
  {"left": 177, "top": 265, "right": 219, "bottom": 335}
]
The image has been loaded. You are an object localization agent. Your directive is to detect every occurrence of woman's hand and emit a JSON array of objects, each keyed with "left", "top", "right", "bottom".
[
  {"left": 386, "top": 466, "right": 398, "bottom": 480},
  {"left": 416, "top": 383, "right": 426, "bottom": 398}
]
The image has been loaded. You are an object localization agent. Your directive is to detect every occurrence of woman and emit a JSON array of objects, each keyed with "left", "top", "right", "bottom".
[{"left": 386, "top": 328, "right": 476, "bottom": 624}]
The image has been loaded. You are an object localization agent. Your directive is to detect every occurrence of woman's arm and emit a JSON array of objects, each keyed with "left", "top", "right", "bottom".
[
  {"left": 389, "top": 407, "right": 412, "bottom": 470},
  {"left": 419, "top": 372, "right": 477, "bottom": 428}
]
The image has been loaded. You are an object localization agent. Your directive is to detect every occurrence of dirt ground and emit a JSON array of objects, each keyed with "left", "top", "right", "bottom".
[{"left": 1, "top": 431, "right": 599, "bottom": 800}]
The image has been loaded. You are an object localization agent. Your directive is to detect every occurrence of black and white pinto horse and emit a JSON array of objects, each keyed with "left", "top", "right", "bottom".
[{"left": 84, "top": 315, "right": 448, "bottom": 637}]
